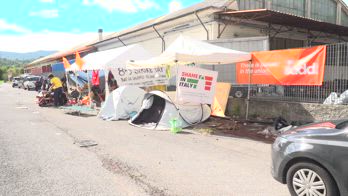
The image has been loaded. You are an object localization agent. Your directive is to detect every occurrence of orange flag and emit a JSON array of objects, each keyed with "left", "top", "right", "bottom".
[
  {"left": 62, "top": 57, "right": 71, "bottom": 69},
  {"left": 75, "top": 51, "right": 85, "bottom": 70}
]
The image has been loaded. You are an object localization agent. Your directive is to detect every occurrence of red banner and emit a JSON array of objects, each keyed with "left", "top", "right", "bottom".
[{"left": 236, "top": 45, "right": 327, "bottom": 86}]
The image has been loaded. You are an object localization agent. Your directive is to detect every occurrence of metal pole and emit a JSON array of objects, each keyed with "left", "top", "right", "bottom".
[
  {"left": 153, "top": 26, "right": 166, "bottom": 52},
  {"left": 65, "top": 71, "right": 71, "bottom": 94},
  {"left": 117, "top": 37, "right": 126, "bottom": 46},
  {"left": 195, "top": 12, "right": 209, "bottom": 40},
  {"left": 86, "top": 70, "right": 92, "bottom": 107},
  {"left": 105, "top": 70, "right": 110, "bottom": 99},
  {"left": 73, "top": 70, "right": 81, "bottom": 104},
  {"left": 245, "top": 61, "right": 252, "bottom": 121}
]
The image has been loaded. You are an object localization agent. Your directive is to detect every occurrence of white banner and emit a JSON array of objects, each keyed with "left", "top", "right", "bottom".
[
  {"left": 176, "top": 66, "right": 218, "bottom": 104},
  {"left": 112, "top": 67, "right": 169, "bottom": 87}
]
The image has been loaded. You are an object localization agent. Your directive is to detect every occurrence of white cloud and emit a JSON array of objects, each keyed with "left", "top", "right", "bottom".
[
  {"left": 83, "top": 0, "right": 159, "bottom": 13},
  {"left": 82, "top": 0, "right": 91, "bottom": 5},
  {"left": 0, "top": 32, "right": 100, "bottom": 53},
  {"left": 169, "top": 0, "right": 182, "bottom": 13},
  {"left": 29, "top": 9, "right": 59, "bottom": 18},
  {"left": 0, "top": 19, "right": 31, "bottom": 34},
  {"left": 40, "top": 0, "right": 54, "bottom": 3},
  {"left": 134, "top": 0, "right": 160, "bottom": 10}
]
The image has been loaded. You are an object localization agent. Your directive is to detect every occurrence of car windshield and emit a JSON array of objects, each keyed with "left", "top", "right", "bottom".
[
  {"left": 28, "top": 77, "right": 40, "bottom": 81},
  {"left": 336, "top": 120, "right": 348, "bottom": 129}
]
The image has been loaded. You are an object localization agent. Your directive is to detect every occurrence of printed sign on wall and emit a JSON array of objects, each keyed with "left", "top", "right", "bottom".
[
  {"left": 236, "top": 45, "right": 326, "bottom": 86},
  {"left": 112, "top": 67, "right": 168, "bottom": 87},
  {"left": 176, "top": 66, "right": 218, "bottom": 104}
]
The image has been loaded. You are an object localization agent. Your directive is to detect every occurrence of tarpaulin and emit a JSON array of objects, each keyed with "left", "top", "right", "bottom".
[
  {"left": 236, "top": 45, "right": 326, "bottom": 86},
  {"left": 52, "top": 59, "right": 75, "bottom": 72},
  {"left": 128, "top": 35, "right": 251, "bottom": 67}
]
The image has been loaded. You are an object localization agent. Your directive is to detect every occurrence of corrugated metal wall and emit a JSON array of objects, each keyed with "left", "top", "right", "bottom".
[
  {"left": 342, "top": 11, "right": 348, "bottom": 26},
  {"left": 270, "top": 38, "right": 304, "bottom": 50},
  {"left": 237, "top": 0, "right": 339, "bottom": 24},
  {"left": 311, "top": 0, "right": 337, "bottom": 23},
  {"left": 237, "top": 0, "right": 265, "bottom": 10},
  {"left": 270, "top": 0, "right": 305, "bottom": 16}
]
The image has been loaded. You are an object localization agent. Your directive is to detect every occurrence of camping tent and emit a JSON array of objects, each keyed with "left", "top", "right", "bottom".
[
  {"left": 129, "top": 91, "right": 211, "bottom": 130},
  {"left": 98, "top": 86, "right": 146, "bottom": 121},
  {"left": 66, "top": 44, "right": 153, "bottom": 71},
  {"left": 127, "top": 35, "right": 251, "bottom": 67},
  {"left": 65, "top": 44, "right": 153, "bottom": 100}
]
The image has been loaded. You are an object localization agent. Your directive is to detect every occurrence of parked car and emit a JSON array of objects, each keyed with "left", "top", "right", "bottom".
[
  {"left": 17, "top": 76, "right": 27, "bottom": 89},
  {"left": 230, "top": 85, "right": 257, "bottom": 98},
  {"left": 272, "top": 120, "right": 348, "bottom": 196},
  {"left": 12, "top": 77, "right": 20, "bottom": 87},
  {"left": 23, "top": 76, "right": 41, "bottom": 90}
]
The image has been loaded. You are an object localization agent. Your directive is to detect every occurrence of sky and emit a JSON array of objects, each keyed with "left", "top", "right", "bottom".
[
  {"left": 0, "top": 0, "right": 201, "bottom": 53},
  {"left": 1, "top": 0, "right": 348, "bottom": 53}
]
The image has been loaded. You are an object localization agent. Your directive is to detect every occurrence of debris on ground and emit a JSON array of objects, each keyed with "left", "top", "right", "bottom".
[
  {"left": 15, "top": 106, "right": 28, "bottom": 109},
  {"left": 76, "top": 140, "right": 98, "bottom": 148},
  {"left": 274, "top": 117, "right": 290, "bottom": 130},
  {"left": 193, "top": 117, "right": 278, "bottom": 143},
  {"left": 323, "top": 90, "right": 348, "bottom": 105},
  {"left": 192, "top": 115, "right": 307, "bottom": 143},
  {"left": 278, "top": 125, "right": 295, "bottom": 133},
  {"left": 257, "top": 126, "right": 278, "bottom": 139}
]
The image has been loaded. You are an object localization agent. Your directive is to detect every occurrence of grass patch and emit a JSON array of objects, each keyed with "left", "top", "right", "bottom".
[{"left": 0, "top": 80, "right": 3, "bottom": 85}]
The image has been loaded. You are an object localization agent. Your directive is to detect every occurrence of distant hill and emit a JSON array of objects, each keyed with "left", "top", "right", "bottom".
[
  {"left": 0, "top": 50, "right": 57, "bottom": 61},
  {"left": 0, "top": 58, "right": 30, "bottom": 67}
]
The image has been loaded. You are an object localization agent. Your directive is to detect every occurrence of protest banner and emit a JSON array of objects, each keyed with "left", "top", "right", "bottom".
[
  {"left": 176, "top": 66, "right": 218, "bottom": 104},
  {"left": 236, "top": 45, "right": 326, "bottom": 85},
  {"left": 113, "top": 67, "right": 168, "bottom": 87}
]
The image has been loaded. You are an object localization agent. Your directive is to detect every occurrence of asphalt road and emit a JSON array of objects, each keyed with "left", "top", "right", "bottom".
[{"left": 0, "top": 83, "right": 290, "bottom": 196}]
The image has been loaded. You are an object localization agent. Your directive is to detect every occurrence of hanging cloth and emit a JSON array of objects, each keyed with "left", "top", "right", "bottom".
[{"left": 92, "top": 70, "right": 100, "bottom": 86}]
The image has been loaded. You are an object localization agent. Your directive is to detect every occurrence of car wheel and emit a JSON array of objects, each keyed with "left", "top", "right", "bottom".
[
  {"left": 235, "top": 90, "right": 244, "bottom": 98},
  {"left": 286, "top": 162, "right": 338, "bottom": 196}
]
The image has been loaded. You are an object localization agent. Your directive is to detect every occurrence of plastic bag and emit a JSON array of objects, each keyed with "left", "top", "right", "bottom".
[{"left": 323, "top": 92, "right": 339, "bottom": 105}]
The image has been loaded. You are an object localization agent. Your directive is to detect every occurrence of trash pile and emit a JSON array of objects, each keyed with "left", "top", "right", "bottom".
[
  {"left": 257, "top": 117, "right": 297, "bottom": 140},
  {"left": 193, "top": 117, "right": 274, "bottom": 143},
  {"left": 193, "top": 116, "right": 301, "bottom": 143},
  {"left": 323, "top": 90, "right": 348, "bottom": 105}
]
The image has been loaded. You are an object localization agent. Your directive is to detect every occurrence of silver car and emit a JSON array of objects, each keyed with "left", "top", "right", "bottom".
[
  {"left": 272, "top": 120, "right": 348, "bottom": 196},
  {"left": 23, "top": 76, "right": 40, "bottom": 90}
]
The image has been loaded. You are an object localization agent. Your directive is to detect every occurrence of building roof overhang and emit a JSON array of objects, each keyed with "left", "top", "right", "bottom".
[
  {"left": 26, "top": 46, "right": 95, "bottom": 68},
  {"left": 219, "top": 9, "right": 348, "bottom": 37}
]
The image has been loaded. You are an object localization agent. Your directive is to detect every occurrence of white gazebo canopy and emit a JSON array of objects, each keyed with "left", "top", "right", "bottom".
[
  {"left": 66, "top": 44, "right": 153, "bottom": 71},
  {"left": 127, "top": 35, "right": 251, "bottom": 67}
]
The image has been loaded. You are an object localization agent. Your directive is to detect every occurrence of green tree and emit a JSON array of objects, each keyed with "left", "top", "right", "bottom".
[{"left": 0, "top": 58, "right": 27, "bottom": 81}]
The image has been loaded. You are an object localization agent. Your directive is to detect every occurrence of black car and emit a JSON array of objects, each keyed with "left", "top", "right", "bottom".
[{"left": 272, "top": 120, "right": 348, "bottom": 196}]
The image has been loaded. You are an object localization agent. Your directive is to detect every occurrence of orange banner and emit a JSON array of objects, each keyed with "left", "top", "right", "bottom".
[
  {"left": 236, "top": 45, "right": 326, "bottom": 86},
  {"left": 62, "top": 57, "right": 71, "bottom": 69},
  {"left": 75, "top": 51, "right": 85, "bottom": 70}
]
